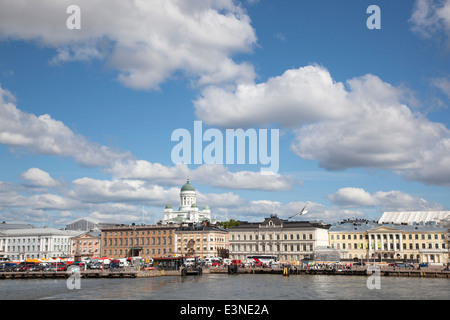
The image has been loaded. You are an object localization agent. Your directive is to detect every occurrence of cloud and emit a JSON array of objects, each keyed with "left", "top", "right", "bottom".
[
  {"left": 0, "top": 0, "right": 257, "bottom": 90},
  {"left": 328, "top": 187, "right": 444, "bottom": 212},
  {"left": 109, "top": 160, "right": 297, "bottom": 191},
  {"left": 292, "top": 74, "right": 450, "bottom": 186},
  {"left": 69, "top": 177, "right": 180, "bottom": 204},
  {"left": 109, "top": 160, "right": 189, "bottom": 186},
  {"left": 409, "top": 0, "right": 450, "bottom": 43},
  {"left": 328, "top": 187, "right": 380, "bottom": 207},
  {"left": 194, "top": 65, "right": 450, "bottom": 186},
  {"left": 225, "top": 200, "right": 367, "bottom": 223},
  {"left": 0, "top": 85, "right": 131, "bottom": 167},
  {"left": 191, "top": 164, "right": 296, "bottom": 191},
  {"left": 430, "top": 76, "right": 450, "bottom": 99},
  {"left": 20, "top": 168, "right": 59, "bottom": 188},
  {"left": 194, "top": 65, "right": 351, "bottom": 128}
]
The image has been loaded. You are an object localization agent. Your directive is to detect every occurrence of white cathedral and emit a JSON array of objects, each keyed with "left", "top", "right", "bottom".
[{"left": 161, "top": 178, "right": 214, "bottom": 224}]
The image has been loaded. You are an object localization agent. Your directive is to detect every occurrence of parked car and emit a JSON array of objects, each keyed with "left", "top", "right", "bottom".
[
  {"left": 29, "top": 265, "right": 44, "bottom": 271},
  {"left": 43, "top": 264, "right": 58, "bottom": 271},
  {"left": 19, "top": 264, "right": 34, "bottom": 272},
  {"left": 56, "top": 263, "right": 67, "bottom": 271},
  {"left": 88, "top": 262, "right": 102, "bottom": 269},
  {"left": 3, "top": 263, "right": 17, "bottom": 271}
]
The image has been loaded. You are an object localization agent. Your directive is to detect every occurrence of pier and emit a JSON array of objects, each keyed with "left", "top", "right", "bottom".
[
  {"left": 1, "top": 266, "right": 449, "bottom": 279},
  {"left": 221, "top": 266, "right": 450, "bottom": 278},
  {"left": 0, "top": 270, "right": 139, "bottom": 279}
]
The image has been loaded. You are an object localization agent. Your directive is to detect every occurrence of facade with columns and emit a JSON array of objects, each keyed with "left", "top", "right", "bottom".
[
  {"left": 0, "top": 228, "right": 83, "bottom": 261},
  {"left": 161, "top": 178, "right": 214, "bottom": 224},
  {"left": 329, "top": 220, "right": 449, "bottom": 265}
]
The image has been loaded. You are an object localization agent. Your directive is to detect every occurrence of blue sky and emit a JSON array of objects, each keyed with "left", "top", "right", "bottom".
[{"left": 0, "top": 0, "right": 449, "bottom": 227}]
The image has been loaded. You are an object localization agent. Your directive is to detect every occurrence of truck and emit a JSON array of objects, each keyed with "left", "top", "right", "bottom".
[
  {"left": 118, "top": 258, "right": 129, "bottom": 267},
  {"left": 231, "top": 259, "right": 243, "bottom": 266},
  {"left": 205, "top": 257, "right": 223, "bottom": 266}
]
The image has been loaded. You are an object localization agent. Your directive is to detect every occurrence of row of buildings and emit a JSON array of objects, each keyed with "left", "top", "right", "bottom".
[{"left": 1, "top": 179, "right": 449, "bottom": 266}]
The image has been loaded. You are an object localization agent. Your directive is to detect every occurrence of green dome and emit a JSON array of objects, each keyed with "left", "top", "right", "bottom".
[
  {"left": 165, "top": 203, "right": 172, "bottom": 209},
  {"left": 181, "top": 178, "right": 195, "bottom": 192}
]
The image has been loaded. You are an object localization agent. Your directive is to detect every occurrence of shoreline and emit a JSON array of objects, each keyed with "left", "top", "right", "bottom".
[{"left": 1, "top": 265, "right": 449, "bottom": 280}]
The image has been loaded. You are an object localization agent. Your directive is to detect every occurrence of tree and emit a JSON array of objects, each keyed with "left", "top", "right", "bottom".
[{"left": 217, "top": 219, "right": 241, "bottom": 230}]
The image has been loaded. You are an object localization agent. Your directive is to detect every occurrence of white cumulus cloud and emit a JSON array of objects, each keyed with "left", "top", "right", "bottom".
[
  {"left": 109, "top": 160, "right": 297, "bottom": 191},
  {"left": 194, "top": 65, "right": 450, "bottom": 186},
  {"left": 0, "top": 85, "right": 131, "bottom": 167},
  {"left": 328, "top": 187, "right": 444, "bottom": 212},
  {"left": 21, "top": 168, "right": 59, "bottom": 188},
  {"left": 0, "top": 0, "right": 257, "bottom": 90}
]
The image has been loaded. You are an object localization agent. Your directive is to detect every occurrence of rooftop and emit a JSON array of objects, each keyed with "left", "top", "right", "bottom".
[{"left": 229, "top": 215, "right": 331, "bottom": 230}]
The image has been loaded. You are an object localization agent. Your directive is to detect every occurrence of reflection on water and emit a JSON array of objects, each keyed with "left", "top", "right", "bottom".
[{"left": 0, "top": 274, "right": 448, "bottom": 300}]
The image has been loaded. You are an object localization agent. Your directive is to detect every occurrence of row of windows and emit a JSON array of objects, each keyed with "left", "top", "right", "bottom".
[
  {"left": 331, "top": 242, "right": 447, "bottom": 250},
  {"left": 105, "top": 237, "right": 172, "bottom": 247},
  {"left": 106, "top": 229, "right": 173, "bottom": 236},
  {"left": 178, "top": 236, "right": 225, "bottom": 243},
  {"left": 72, "top": 247, "right": 99, "bottom": 253},
  {"left": 4, "top": 245, "right": 69, "bottom": 252},
  {"left": 231, "top": 233, "right": 314, "bottom": 241},
  {"left": 178, "top": 246, "right": 216, "bottom": 252},
  {"left": 75, "top": 240, "right": 99, "bottom": 245},
  {"left": 231, "top": 243, "right": 314, "bottom": 252},
  {"left": 1, "top": 237, "right": 68, "bottom": 244},
  {"left": 330, "top": 233, "right": 446, "bottom": 240},
  {"left": 104, "top": 248, "right": 172, "bottom": 256}
]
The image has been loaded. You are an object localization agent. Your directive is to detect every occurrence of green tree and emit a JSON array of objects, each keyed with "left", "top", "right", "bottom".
[{"left": 217, "top": 219, "right": 241, "bottom": 230}]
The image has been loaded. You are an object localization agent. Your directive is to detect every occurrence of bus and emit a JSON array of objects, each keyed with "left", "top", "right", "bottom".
[{"left": 247, "top": 255, "right": 278, "bottom": 266}]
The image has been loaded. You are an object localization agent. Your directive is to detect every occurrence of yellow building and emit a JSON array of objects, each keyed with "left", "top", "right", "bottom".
[
  {"left": 174, "top": 222, "right": 228, "bottom": 259},
  {"left": 329, "top": 220, "right": 449, "bottom": 265}
]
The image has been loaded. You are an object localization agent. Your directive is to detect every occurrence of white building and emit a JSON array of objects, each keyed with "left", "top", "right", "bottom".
[
  {"left": 161, "top": 178, "right": 214, "bottom": 224},
  {"left": 228, "top": 215, "right": 331, "bottom": 263},
  {"left": 0, "top": 227, "right": 83, "bottom": 261}
]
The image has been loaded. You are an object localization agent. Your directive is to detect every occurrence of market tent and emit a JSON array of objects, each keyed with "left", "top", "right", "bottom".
[{"left": 26, "top": 258, "right": 42, "bottom": 263}]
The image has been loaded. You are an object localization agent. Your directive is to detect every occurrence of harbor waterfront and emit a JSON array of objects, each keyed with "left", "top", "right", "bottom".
[
  {"left": 0, "top": 272, "right": 448, "bottom": 300},
  {"left": 1, "top": 264, "right": 450, "bottom": 279}
]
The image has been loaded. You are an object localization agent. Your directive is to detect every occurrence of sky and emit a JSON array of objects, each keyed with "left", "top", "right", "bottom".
[{"left": 0, "top": 0, "right": 449, "bottom": 228}]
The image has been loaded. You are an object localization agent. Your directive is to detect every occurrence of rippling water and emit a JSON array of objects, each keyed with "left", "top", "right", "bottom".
[{"left": 1, "top": 274, "right": 449, "bottom": 300}]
